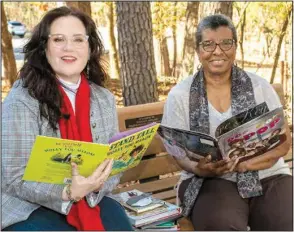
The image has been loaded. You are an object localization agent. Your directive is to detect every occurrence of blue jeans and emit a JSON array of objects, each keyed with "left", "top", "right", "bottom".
[{"left": 4, "top": 196, "right": 133, "bottom": 231}]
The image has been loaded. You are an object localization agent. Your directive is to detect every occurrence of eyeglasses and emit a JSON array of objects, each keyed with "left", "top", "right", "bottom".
[
  {"left": 48, "top": 34, "right": 89, "bottom": 49},
  {"left": 199, "top": 39, "right": 235, "bottom": 52}
]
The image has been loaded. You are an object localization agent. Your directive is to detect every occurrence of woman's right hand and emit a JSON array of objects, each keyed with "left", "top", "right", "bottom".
[
  {"left": 193, "top": 155, "right": 238, "bottom": 177},
  {"left": 65, "top": 159, "right": 114, "bottom": 201}
]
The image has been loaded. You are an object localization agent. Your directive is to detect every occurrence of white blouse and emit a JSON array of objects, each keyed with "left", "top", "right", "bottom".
[{"left": 161, "top": 71, "right": 291, "bottom": 183}]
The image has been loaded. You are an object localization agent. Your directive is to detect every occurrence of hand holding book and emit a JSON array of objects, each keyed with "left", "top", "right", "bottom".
[
  {"left": 194, "top": 154, "right": 238, "bottom": 177},
  {"left": 62, "top": 159, "right": 114, "bottom": 201}
]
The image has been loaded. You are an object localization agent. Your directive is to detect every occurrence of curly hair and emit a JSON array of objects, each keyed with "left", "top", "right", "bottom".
[
  {"left": 195, "top": 14, "right": 237, "bottom": 51},
  {"left": 129, "top": 145, "right": 144, "bottom": 157},
  {"left": 19, "top": 6, "right": 109, "bottom": 130}
]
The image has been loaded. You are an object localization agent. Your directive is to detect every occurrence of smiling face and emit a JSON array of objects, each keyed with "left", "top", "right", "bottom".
[
  {"left": 197, "top": 26, "right": 236, "bottom": 77},
  {"left": 45, "top": 16, "right": 90, "bottom": 83}
]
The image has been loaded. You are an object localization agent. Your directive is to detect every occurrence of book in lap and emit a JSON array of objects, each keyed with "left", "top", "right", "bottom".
[
  {"left": 158, "top": 102, "right": 286, "bottom": 163},
  {"left": 22, "top": 123, "right": 159, "bottom": 184}
]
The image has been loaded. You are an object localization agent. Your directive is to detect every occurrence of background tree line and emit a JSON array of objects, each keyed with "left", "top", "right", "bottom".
[{"left": 1, "top": 1, "right": 292, "bottom": 108}]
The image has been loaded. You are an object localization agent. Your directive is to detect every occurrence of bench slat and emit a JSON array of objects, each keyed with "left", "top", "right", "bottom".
[
  {"left": 114, "top": 175, "right": 180, "bottom": 194},
  {"left": 142, "top": 138, "right": 166, "bottom": 157},
  {"left": 117, "top": 102, "right": 165, "bottom": 132},
  {"left": 166, "top": 198, "right": 177, "bottom": 204},
  {"left": 152, "top": 189, "right": 177, "bottom": 201},
  {"left": 120, "top": 154, "right": 181, "bottom": 184}
]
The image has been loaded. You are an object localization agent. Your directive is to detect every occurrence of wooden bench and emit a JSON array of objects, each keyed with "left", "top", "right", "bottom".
[{"left": 113, "top": 84, "right": 293, "bottom": 230}]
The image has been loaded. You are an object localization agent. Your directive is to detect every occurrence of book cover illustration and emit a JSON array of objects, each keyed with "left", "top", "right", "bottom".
[
  {"left": 158, "top": 103, "right": 286, "bottom": 163},
  {"left": 218, "top": 107, "right": 286, "bottom": 162},
  {"left": 215, "top": 102, "right": 269, "bottom": 137},
  {"left": 22, "top": 123, "right": 159, "bottom": 184},
  {"left": 108, "top": 123, "right": 159, "bottom": 176},
  {"left": 113, "top": 189, "right": 165, "bottom": 214}
]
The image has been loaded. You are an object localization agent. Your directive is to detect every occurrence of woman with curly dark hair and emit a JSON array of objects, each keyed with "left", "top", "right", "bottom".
[{"left": 2, "top": 7, "right": 133, "bottom": 231}]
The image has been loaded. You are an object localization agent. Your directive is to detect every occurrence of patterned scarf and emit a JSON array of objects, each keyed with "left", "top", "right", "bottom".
[{"left": 182, "top": 65, "right": 263, "bottom": 217}]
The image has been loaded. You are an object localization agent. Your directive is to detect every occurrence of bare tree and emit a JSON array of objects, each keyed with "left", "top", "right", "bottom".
[
  {"left": 171, "top": 2, "right": 178, "bottom": 76},
  {"left": 160, "top": 37, "right": 172, "bottom": 77},
  {"left": 270, "top": 6, "right": 292, "bottom": 84},
  {"left": 181, "top": 2, "right": 200, "bottom": 78},
  {"left": 116, "top": 2, "right": 158, "bottom": 106},
  {"left": 1, "top": 2, "right": 17, "bottom": 86},
  {"left": 105, "top": 2, "right": 120, "bottom": 79},
  {"left": 199, "top": 2, "right": 233, "bottom": 19},
  {"left": 239, "top": 8, "right": 246, "bottom": 69},
  {"left": 66, "top": 2, "right": 91, "bottom": 16}
]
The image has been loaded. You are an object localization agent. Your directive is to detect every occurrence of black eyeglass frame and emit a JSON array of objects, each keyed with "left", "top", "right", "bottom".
[{"left": 199, "top": 39, "right": 236, "bottom": 52}]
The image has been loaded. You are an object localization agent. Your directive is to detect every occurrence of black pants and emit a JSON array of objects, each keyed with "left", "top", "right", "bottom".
[{"left": 179, "top": 174, "right": 293, "bottom": 231}]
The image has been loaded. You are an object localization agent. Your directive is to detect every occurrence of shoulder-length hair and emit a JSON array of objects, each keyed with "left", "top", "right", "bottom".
[{"left": 20, "top": 6, "right": 108, "bottom": 130}]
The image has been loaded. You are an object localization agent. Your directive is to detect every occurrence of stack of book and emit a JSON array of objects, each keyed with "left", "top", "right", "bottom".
[{"left": 113, "top": 189, "right": 182, "bottom": 230}]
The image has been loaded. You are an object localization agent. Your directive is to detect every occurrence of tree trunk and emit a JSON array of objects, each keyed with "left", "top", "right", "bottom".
[
  {"left": 172, "top": 2, "right": 177, "bottom": 77},
  {"left": 1, "top": 2, "right": 17, "bottom": 87},
  {"left": 105, "top": 2, "right": 120, "bottom": 79},
  {"left": 116, "top": 2, "right": 158, "bottom": 106},
  {"left": 270, "top": 6, "right": 292, "bottom": 84},
  {"left": 239, "top": 8, "right": 246, "bottom": 69},
  {"left": 160, "top": 37, "right": 172, "bottom": 77},
  {"left": 199, "top": 2, "right": 233, "bottom": 19},
  {"left": 181, "top": 2, "right": 199, "bottom": 78},
  {"left": 66, "top": 2, "right": 91, "bottom": 17}
]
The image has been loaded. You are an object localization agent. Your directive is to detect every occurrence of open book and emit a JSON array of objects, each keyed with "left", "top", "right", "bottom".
[
  {"left": 22, "top": 123, "right": 159, "bottom": 184},
  {"left": 158, "top": 102, "right": 286, "bottom": 163}
]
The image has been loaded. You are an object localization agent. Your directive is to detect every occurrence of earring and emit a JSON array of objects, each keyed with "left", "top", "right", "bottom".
[
  {"left": 197, "top": 63, "right": 202, "bottom": 71},
  {"left": 86, "top": 63, "right": 90, "bottom": 78}
]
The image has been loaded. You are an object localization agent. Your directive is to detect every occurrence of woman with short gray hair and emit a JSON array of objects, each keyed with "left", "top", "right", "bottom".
[{"left": 161, "top": 14, "right": 292, "bottom": 230}]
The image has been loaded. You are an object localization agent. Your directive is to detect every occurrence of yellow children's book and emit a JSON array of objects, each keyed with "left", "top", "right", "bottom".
[{"left": 22, "top": 123, "right": 160, "bottom": 184}]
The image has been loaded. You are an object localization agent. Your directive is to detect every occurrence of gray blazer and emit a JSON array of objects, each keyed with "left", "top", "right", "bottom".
[{"left": 2, "top": 80, "right": 122, "bottom": 229}]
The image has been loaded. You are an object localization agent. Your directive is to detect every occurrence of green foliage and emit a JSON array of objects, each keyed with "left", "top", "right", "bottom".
[
  {"left": 234, "top": 2, "right": 292, "bottom": 60},
  {"left": 151, "top": 2, "right": 186, "bottom": 40},
  {"left": 91, "top": 2, "right": 108, "bottom": 27},
  {"left": 4, "top": 2, "right": 57, "bottom": 30}
]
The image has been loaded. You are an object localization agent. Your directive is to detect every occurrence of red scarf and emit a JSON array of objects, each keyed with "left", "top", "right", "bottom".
[{"left": 58, "top": 74, "right": 105, "bottom": 231}]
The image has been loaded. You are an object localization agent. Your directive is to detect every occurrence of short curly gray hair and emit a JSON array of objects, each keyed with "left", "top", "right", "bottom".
[{"left": 195, "top": 14, "right": 237, "bottom": 50}]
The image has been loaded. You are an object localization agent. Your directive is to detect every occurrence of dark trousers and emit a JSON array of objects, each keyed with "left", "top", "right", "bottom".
[
  {"left": 4, "top": 196, "right": 133, "bottom": 231},
  {"left": 179, "top": 174, "right": 293, "bottom": 231}
]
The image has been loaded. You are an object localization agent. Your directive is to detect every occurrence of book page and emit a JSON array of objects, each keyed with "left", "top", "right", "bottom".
[
  {"left": 218, "top": 107, "right": 286, "bottom": 161},
  {"left": 158, "top": 125, "right": 221, "bottom": 162},
  {"left": 23, "top": 136, "right": 109, "bottom": 184}
]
